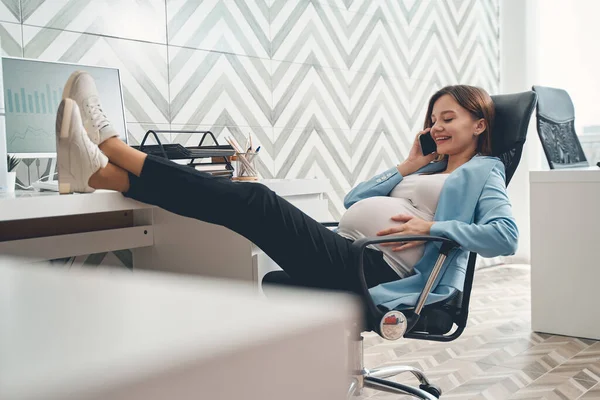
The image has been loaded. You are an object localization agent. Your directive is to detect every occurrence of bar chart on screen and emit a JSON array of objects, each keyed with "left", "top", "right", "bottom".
[{"left": 6, "top": 85, "right": 62, "bottom": 115}]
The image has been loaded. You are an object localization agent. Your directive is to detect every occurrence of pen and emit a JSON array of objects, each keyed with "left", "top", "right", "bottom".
[{"left": 248, "top": 145, "right": 260, "bottom": 163}]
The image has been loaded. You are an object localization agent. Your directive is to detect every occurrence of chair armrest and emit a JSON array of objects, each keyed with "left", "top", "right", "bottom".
[{"left": 352, "top": 235, "right": 459, "bottom": 338}]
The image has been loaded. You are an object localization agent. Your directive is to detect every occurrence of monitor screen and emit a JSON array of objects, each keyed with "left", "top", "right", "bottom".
[{"left": 2, "top": 57, "right": 127, "bottom": 157}]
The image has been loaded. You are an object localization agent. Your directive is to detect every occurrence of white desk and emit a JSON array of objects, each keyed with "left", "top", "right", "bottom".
[
  {"left": 0, "top": 258, "right": 358, "bottom": 400},
  {"left": 530, "top": 168, "right": 600, "bottom": 340},
  {"left": 0, "top": 179, "right": 329, "bottom": 284}
]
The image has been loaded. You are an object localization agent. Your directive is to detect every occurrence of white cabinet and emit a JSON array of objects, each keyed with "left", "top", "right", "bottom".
[{"left": 530, "top": 168, "right": 600, "bottom": 340}]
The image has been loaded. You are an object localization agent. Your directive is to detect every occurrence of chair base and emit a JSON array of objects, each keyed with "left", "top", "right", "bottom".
[
  {"left": 347, "top": 336, "right": 441, "bottom": 400},
  {"left": 348, "top": 367, "right": 441, "bottom": 399}
]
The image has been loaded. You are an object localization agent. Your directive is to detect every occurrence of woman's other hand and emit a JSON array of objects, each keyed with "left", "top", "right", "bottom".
[
  {"left": 376, "top": 214, "right": 434, "bottom": 252},
  {"left": 397, "top": 129, "right": 438, "bottom": 176}
]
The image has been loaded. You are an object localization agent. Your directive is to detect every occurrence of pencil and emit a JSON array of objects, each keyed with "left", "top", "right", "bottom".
[
  {"left": 228, "top": 136, "right": 244, "bottom": 153},
  {"left": 225, "top": 137, "right": 257, "bottom": 176}
]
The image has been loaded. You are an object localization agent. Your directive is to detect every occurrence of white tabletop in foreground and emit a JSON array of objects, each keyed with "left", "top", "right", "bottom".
[{"left": 0, "top": 259, "right": 358, "bottom": 400}]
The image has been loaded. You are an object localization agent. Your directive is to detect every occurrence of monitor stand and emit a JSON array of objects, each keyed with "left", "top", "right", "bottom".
[{"left": 32, "top": 158, "right": 58, "bottom": 192}]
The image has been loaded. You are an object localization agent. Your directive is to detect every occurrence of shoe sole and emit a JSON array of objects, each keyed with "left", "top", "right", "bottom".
[
  {"left": 57, "top": 99, "right": 74, "bottom": 194},
  {"left": 62, "top": 70, "right": 85, "bottom": 100}
]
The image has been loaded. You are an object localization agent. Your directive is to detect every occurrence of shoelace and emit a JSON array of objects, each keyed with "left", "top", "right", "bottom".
[{"left": 86, "top": 96, "right": 110, "bottom": 130}]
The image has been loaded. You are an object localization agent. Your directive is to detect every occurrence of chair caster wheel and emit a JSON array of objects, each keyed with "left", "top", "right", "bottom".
[{"left": 419, "top": 383, "right": 442, "bottom": 398}]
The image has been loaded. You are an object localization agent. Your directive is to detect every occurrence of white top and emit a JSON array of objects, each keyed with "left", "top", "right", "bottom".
[
  {"left": 337, "top": 173, "right": 449, "bottom": 277},
  {"left": 0, "top": 258, "right": 356, "bottom": 400}
]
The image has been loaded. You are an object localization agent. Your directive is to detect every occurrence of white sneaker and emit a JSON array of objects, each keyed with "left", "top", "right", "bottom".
[
  {"left": 62, "top": 70, "right": 118, "bottom": 145},
  {"left": 56, "top": 98, "right": 108, "bottom": 194}
]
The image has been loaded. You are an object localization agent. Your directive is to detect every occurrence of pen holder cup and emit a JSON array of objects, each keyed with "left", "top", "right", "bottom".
[{"left": 232, "top": 152, "right": 259, "bottom": 181}]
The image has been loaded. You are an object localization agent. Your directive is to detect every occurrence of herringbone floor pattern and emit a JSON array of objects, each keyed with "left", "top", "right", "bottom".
[{"left": 358, "top": 265, "right": 600, "bottom": 399}]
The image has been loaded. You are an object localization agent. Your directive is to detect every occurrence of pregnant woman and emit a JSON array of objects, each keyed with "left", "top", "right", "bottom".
[{"left": 55, "top": 72, "right": 517, "bottom": 309}]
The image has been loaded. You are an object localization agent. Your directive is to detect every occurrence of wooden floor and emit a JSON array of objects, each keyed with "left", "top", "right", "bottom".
[{"left": 358, "top": 265, "right": 600, "bottom": 399}]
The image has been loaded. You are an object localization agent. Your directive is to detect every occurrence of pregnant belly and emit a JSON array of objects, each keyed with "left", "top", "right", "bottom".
[{"left": 337, "top": 197, "right": 433, "bottom": 276}]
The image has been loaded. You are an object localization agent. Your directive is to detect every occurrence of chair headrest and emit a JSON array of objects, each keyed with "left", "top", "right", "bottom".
[
  {"left": 532, "top": 85, "right": 575, "bottom": 123},
  {"left": 490, "top": 91, "right": 538, "bottom": 156}
]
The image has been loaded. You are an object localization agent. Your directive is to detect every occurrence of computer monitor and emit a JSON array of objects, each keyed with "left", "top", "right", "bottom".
[{"left": 2, "top": 57, "right": 128, "bottom": 158}]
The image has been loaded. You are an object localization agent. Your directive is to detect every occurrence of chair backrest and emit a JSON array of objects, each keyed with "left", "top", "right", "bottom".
[
  {"left": 407, "top": 91, "right": 538, "bottom": 342},
  {"left": 455, "top": 91, "right": 538, "bottom": 329},
  {"left": 532, "top": 85, "right": 588, "bottom": 169},
  {"left": 491, "top": 91, "right": 539, "bottom": 184}
]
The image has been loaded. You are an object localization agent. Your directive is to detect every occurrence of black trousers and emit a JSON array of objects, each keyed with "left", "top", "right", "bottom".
[{"left": 124, "top": 155, "right": 400, "bottom": 293}]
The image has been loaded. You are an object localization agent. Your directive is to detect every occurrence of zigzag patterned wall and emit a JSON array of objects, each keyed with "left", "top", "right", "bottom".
[{"left": 2, "top": 0, "right": 500, "bottom": 266}]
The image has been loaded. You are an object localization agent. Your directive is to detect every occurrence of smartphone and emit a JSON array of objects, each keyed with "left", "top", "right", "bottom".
[{"left": 419, "top": 132, "right": 437, "bottom": 156}]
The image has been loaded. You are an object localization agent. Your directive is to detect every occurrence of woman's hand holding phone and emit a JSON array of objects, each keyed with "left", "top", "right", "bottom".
[{"left": 397, "top": 128, "right": 438, "bottom": 176}]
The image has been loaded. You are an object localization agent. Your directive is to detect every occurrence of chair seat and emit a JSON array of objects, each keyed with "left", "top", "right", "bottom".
[
  {"left": 263, "top": 270, "right": 457, "bottom": 336},
  {"left": 406, "top": 305, "right": 456, "bottom": 335}
]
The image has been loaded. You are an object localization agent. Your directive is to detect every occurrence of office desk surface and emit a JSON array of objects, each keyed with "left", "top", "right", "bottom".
[
  {"left": 530, "top": 167, "right": 600, "bottom": 183},
  {"left": 1, "top": 179, "right": 329, "bottom": 281},
  {"left": 0, "top": 179, "right": 330, "bottom": 222},
  {"left": 0, "top": 190, "right": 149, "bottom": 221},
  {"left": 0, "top": 261, "right": 356, "bottom": 400}
]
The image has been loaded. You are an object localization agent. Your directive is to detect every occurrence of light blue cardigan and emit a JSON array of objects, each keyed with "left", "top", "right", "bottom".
[{"left": 343, "top": 156, "right": 518, "bottom": 311}]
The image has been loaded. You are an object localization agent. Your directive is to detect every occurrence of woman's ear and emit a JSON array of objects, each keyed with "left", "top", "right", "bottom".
[{"left": 474, "top": 118, "right": 487, "bottom": 135}]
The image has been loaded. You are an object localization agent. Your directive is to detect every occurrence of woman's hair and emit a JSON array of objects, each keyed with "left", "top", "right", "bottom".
[{"left": 423, "top": 85, "right": 495, "bottom": 156}]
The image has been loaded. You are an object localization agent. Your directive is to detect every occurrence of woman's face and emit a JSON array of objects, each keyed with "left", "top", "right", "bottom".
[{"left": 430, "top": 94, "right": 486, "bottom": 157}]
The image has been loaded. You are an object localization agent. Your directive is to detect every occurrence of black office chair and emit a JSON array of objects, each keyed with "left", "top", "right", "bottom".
[
  {"left": 532, "top": 85, "right": 588, "bottom": 169},
  {"left": 263, "top": 91, "right": 538, "bottom": 399}
]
